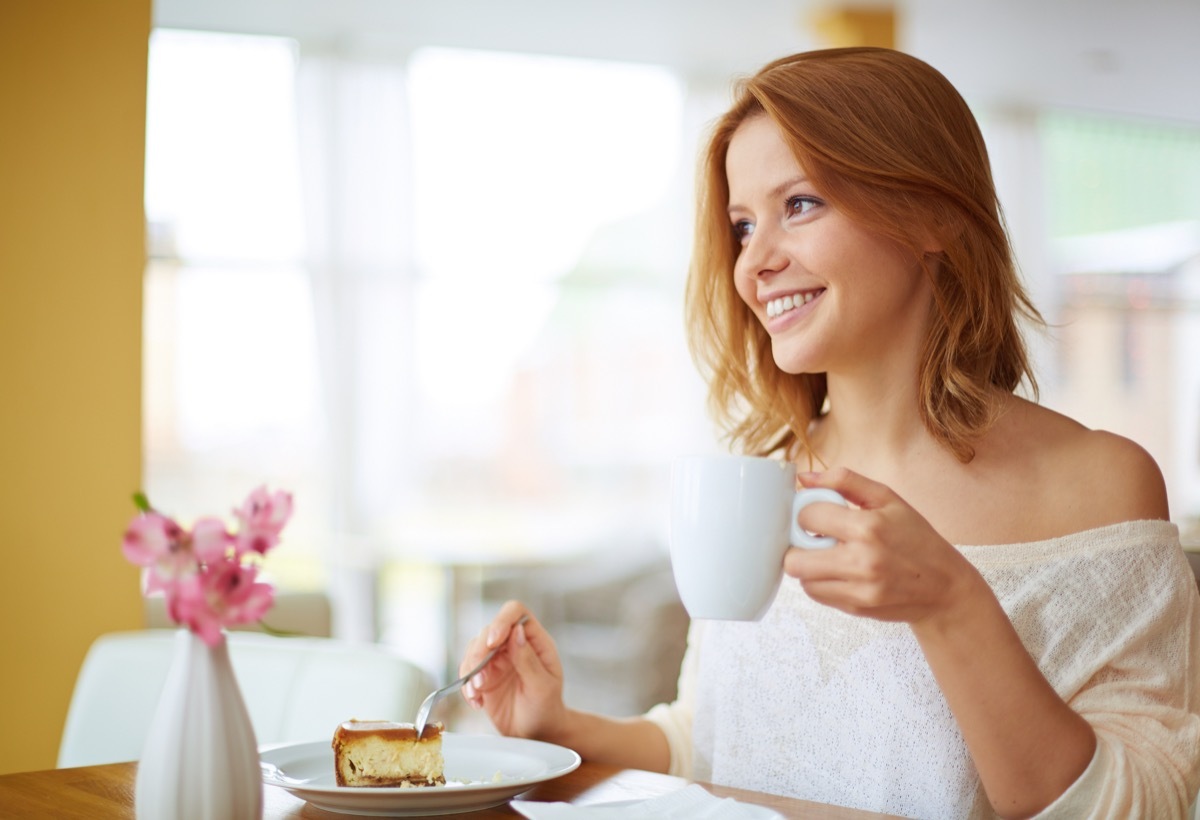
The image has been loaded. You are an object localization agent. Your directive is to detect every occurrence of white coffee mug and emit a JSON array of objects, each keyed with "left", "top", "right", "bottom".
[{"left": 669, "top": 455, "right": 848, "bottom": 621}]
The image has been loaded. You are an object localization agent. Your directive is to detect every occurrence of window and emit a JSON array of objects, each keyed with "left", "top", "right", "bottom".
[
  {"left": 144, "top": 30, "right": 327, "bottom": 590},
  {"left": 1042, "top": 112, "right": 1200, "bottom": 532},
  {"left": 143, "top": 31, "right": 716, "bottom": 673}
]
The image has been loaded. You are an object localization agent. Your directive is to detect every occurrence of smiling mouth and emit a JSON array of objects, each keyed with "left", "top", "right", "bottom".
[{"left": 765, "top": 290, "right": 822, "bottom": 319}]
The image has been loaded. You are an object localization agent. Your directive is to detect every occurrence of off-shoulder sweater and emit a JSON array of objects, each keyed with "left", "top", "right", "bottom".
[{"left": 645, "top": 520, "right": 1200, "bottom": 819}]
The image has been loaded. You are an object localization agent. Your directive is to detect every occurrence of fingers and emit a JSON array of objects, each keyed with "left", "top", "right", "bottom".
[
  {"left": 786, "top": 472, "right": 974, "bottom": 623},
  {"left": 480, "top": 601, "right": 551, "bottom": 658},
  {"left": 459, "top": 601, "right": 560, "bottom": 707},
  {"left": 484, "top": 600, "right": 533, "bottom": 649},
  {"left": 792, "top": 468, "right": 898, "bottom": 551},
  {"left": 488, "top": 601, "right": 562, "bottom": 677},
  {"left": 459, "top": 602, "right": 521, "bottom": 706},
  {"left": 460, "top": 630, "right": 487, "bottom": 707},
  {"left": 460, "top": 601, "right": 528, "bottom": 678},
  {"left": 783, "top": 543, "right": 861, "bottom": 585},
  {"left": 505, "top": 621, "right": 544, "bottom": 679},
  {"left": 798, "top": 467, "right": 891, "bottom": 510}
]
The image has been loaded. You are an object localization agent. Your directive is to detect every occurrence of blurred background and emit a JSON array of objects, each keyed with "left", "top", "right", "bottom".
[
  {"left": 141, "top": 0, "right": 1200, "bottom": 685},
  {"left": 3, "top": 0, "right": 1199, "bottom": 772}
]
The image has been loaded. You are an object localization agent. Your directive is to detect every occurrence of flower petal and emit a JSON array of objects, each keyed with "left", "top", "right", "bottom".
[
  {"left": 191, "top": 517, "right": 232, "bottom": 563},
  {"left": 121, "top": 513, "right": 185, "bottom": 567}
]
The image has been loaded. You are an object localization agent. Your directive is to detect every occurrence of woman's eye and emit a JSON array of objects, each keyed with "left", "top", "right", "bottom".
[
  {"left": 732, "top": 220, "right": 754, "bottom": 242},
  {"left": 786, "top": 195, "right": 819, "bottom": 217}
]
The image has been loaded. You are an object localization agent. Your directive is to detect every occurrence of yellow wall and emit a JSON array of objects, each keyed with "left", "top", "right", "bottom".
[{"left": 0, "top": 0, "right": 150, "bottom": 774}]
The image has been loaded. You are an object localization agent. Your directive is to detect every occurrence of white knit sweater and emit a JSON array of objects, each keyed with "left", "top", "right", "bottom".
[{"left": 645, "top": 520, "right": 1200, "bottom": 819}]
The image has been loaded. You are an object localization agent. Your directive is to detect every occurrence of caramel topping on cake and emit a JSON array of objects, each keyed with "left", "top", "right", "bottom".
[{"left": 335, "top": 720, "right": 443, "bottom": 742}]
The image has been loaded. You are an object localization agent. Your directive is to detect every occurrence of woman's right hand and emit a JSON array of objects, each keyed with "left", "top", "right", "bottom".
[{"left": 459, "top": 600, "right": 567, "bottom": 740}]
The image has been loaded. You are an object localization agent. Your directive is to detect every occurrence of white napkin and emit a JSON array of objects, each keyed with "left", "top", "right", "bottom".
[{"left": 511, "top": 783, "right": 784, "bottom": 820}]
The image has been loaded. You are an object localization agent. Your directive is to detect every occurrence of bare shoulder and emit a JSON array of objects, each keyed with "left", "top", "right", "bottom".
[
  {"left": 1068, "top": 427, "right": 1168, "bottom": 519},
  {"left": 992, "top": 398, "right": 1170, "bottom": 530}
]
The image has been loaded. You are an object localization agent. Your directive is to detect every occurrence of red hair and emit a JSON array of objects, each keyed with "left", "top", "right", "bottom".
[{"left": 685, "top": 47, "right": 1043, "bottom": 462}]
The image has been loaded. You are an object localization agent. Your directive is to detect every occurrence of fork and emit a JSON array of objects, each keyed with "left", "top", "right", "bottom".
[{"left": 414, "top": 614, "right": 530, "bottom": 735}]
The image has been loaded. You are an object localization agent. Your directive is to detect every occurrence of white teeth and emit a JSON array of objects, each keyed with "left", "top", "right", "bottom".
[{"left": 766, "top": 291, "right": 817, "bottom": 318}]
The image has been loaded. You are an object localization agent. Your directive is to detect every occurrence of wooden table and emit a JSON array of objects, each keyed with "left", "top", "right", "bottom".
[{"left": 0, "top": 759, "right": 903, "bottom": 819}]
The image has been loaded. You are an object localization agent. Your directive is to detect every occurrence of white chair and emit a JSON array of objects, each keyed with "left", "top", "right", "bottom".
[{"left": 58, "top": 630, "right": 434, "bottom": 768}]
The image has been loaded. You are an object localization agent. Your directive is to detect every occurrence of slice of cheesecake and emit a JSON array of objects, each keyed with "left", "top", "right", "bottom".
[{"left": 332, "top": 719, "right": 445, "bottom": 787}]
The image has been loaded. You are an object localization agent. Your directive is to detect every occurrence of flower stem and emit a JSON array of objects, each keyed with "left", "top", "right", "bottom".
[{"left": 257, "top": 620, "right": 302, "bottom": 639}]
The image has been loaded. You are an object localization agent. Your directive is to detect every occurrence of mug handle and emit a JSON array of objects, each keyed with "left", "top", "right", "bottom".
[{"left": 790, "top": 488, "right": 848, "bottom": 549}]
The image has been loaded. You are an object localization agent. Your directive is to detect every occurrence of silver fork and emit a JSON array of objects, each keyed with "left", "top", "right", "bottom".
[{"left": 414, "top": 614, "right": 530, "bottom": 735}]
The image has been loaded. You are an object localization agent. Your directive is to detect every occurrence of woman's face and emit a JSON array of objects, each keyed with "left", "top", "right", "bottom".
[{"left": 725, "top": 115, "right": 934, "bottom": 378}]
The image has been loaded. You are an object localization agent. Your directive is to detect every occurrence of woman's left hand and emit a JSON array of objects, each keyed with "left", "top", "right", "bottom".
[{"left": 784, "top": 467, "right": 985, "bottom": 625}]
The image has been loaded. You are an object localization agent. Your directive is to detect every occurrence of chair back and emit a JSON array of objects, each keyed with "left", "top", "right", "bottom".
[
  {"left": 144, "top": 591, "right": 334, "bottom": 637},
  {"left": 58, "top": 630, "right": 433, "bottom": 768}
]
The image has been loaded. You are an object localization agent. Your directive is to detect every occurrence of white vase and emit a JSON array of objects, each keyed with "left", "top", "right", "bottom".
[{"left": 135, "top": 629, "right": 263, "bottom": 820}]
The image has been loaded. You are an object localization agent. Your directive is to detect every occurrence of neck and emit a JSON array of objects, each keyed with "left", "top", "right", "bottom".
[{"left": 813, "top": 372, "right": 932, "bottom": 470}]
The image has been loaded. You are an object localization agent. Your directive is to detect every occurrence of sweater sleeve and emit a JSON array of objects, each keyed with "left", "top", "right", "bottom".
[
  {"left": 1026, "top": 540, "right": 1200, "bottom": 819},
  {"left": 643, "top": 619, "right": 704, "bottom": 778}
]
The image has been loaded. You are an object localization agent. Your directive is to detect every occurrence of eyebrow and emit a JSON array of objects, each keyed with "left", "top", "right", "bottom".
[{"left": 727, "top": 175, "right": 811, "bottom": 216}]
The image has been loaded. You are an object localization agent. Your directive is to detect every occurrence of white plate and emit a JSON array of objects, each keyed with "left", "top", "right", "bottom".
[
  {"left": 260, "top": 733, "right": 582, "bottom": 816},
  {"left": 513, "top": 797, "right": 785, "bottom": 819}
]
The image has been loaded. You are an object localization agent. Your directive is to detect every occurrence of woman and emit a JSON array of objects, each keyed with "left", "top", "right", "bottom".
[{"left": 458, "top": 48, "right": 1200, "bottom": 818}]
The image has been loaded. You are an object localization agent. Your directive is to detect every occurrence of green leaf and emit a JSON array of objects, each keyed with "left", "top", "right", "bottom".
[
  {"left": 132, "top": 492, "right": 153, "bottom": 514},
  {"left": 257, "top": 620, "right": 301, "bottom": 639}
]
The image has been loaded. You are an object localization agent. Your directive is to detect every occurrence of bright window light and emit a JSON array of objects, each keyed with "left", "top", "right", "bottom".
[
  {"left": 406, "top": 48, "right": 686, "bottom": 423},
  {"left": 407, "top": 48, "right": 683, "bottom": 285},
  {"left": 144, "top": 29, "right": 304, "bottom": 263}
]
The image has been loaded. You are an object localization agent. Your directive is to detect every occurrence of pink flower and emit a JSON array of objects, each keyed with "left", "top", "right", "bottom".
[
  {"left": 122, "top": 513, "right": 192, "bottom": 589},
  {"left": 122, "top": 488, "right": 290, "bottom": 644},
  {"left": 171, "top": 561, "right": 275, "bottom": 647},
  {"left": 233, "top": 486, "right": 293, "bottom": 556},
  {"left": 191, "top": 517, "right": 233, "bottom": 563},
  {"left": 122, "top": 513, "right": 185, "bottom": 566}
]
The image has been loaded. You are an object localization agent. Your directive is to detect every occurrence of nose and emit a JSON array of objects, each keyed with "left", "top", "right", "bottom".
[{"left": 736, "top": 222, "right": 787, "bottom": 281}]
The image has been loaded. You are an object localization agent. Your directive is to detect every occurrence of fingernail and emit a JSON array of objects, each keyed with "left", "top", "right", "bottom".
[
  {"left": 798, "top": 471, "right": 820, "bottom": 480},
  {"left": 463, "top": 683, "right": 474, "bottom": 699},
  {"left": 472, "top": 672, "right": 484, "bottom": 689},
  {"left": 486, "top": 628, "right": 499, "bottom": 647},
  {"left": 515, "top": 623, "right": 527, "bottom": 646}
]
